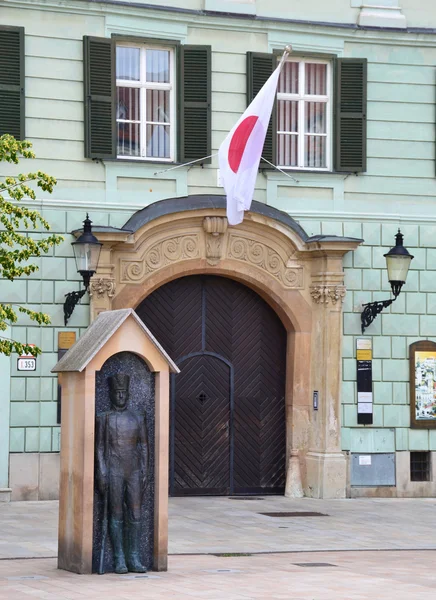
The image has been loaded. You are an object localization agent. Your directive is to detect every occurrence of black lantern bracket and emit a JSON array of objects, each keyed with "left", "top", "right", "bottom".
[
  {"left": 361, "top": 296, "right": 396, "bottom": 335},
  {"left": 360, "top": 230, "right": 413, "bottom": 334},
  {"left": 63, "top": 215, "right": 102, "bottom": 326},
  {"left": 64, "top": 288, "right": 87, "bottom": 327}
]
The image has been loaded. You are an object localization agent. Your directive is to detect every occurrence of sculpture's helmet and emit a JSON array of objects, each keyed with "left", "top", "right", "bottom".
[{"left": 108, "top": 373, "right": 130, "bottom": 392}]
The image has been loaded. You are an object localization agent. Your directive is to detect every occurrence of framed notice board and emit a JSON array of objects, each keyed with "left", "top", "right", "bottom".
[{"left": 410, "top": 340, "right": 436, "bottom": 429}]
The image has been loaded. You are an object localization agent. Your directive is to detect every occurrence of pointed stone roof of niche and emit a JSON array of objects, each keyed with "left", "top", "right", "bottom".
[{"left": 51, "top": 309, "right": 179, "bottom": 373}]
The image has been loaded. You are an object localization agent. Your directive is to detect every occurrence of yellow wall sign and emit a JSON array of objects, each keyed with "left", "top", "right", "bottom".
[
  {"left": 58, "top": 331, "right": 76, "bottom": 350},
  {"left": 356, "top": 349, "right": 372, "bottom": 361}
]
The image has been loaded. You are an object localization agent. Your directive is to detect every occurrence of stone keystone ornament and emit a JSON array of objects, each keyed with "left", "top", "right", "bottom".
[{"left": 52, "top": 308, "right": 179, "bottom": 575}]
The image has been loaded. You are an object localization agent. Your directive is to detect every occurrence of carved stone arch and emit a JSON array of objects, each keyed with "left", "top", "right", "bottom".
[{"left": 86, "top": 195, "right": 362, "bottom": 498}]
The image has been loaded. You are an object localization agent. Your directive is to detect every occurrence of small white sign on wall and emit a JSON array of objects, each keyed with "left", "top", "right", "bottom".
[
  {"left": 359, "top": 455, "right": 372, "bottom": 466},
  {"left": 217, "top": 169, "right": 223, "bottom": 187},
  {"left": 17, "top": 344, "right": 36, "bottom": 371}
]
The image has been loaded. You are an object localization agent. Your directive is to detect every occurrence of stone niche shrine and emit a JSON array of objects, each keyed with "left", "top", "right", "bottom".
[{"left": 52, "top": 309, "right": 178, "bottom": 574}]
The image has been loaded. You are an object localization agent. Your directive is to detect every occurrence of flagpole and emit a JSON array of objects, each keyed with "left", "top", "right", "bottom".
[
  {"left": 219, "top": 43, "right": 293, "bottom": 226},
  {"left": 278, "top": 45, "right": 292, "bottom": 70}
]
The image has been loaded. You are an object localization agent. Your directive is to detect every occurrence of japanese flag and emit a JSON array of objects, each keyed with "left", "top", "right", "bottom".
[{"left": 218, "top": 61, "right": 283, "bottom": 226}]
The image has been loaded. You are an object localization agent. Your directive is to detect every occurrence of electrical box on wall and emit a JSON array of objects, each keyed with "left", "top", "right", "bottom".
[{"left": 351, "top": 453, "right": 396, "bottom": 486}]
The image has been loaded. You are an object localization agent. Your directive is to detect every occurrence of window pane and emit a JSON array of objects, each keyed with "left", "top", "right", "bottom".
[
  {"left": 277, "top": 134, "right": 298, "bottom": 167},
  {"left": 117, "top": 122, "right": 141, "bottom": 157},
  {"left": 278, "top": 100, "right": 298, "bottom": 133},
  {"left": 146, "top": 124, "right": 170, "bottom": 158},
  {"left": 304, "top": 136, "right": 326, "bottom": 168},
  {"left": 305, "top": 63, "right": 327, "bottom": 95},
  {"left": 278, "top": 61, "right": 299, "bottom": 94},
  {"left": 305, "top": 102, "right": 326, "bottom": 134},
  {"left": 146, "top": 90, "right": 170, "bottom": 123},
  {"left": 146, "top": 50, "right": 170, "bottom": 83},
  {"left": 117, "top": 87, "right": 140, "bottom": 121},
  {"left": 116, "top": 47, "right": 140, "bottom": 81}
]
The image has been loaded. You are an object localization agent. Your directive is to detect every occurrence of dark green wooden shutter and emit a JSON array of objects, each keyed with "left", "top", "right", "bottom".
[
  {"left": 178, "top": 45, "right": 211, "bottom": 164},
  {"left": 334, "top": 58, "right": 367, "bottom": 172},
  {"left": 83, "top": 36, "right": 116, "bottom": 159},
  {"left": 247, "top": 52, "right": 276, "bottom": 167},
  {"left": 0, "top": 26, "right": 24, "bottom": 140}
]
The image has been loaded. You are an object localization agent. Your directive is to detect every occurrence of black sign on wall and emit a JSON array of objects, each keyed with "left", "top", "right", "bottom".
[{"left": 356, "top": 339, "right": 373, "bottom": 425}]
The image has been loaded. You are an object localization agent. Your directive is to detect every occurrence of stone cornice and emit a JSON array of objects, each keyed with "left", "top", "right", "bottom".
[
  {"left": 304, "top": 239, "right": 363, "bottom": 257},
  {"left": 76, "top": 229, "right": 135, "bottom": 247},
  {"left": 4, "top": 0, "right": 436, "bottom": 45}
]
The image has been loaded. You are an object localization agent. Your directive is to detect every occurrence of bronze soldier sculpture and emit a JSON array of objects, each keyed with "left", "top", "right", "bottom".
[{"left": 95, "top": 373, "right": 149, "bottom": 574}]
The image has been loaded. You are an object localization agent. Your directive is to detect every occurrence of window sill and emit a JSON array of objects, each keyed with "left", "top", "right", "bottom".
[
  {"left": 262, "top": 168, "right": 358, "bottom": 177},
  {"left": 103, "top": 158, "right": 179, "bottom": 166},
  {"left": 102, "top": 158, "right": 211, "bottom": 168},
  {"left": 104, "top": 160, "right": 189, "bottom": 204}
]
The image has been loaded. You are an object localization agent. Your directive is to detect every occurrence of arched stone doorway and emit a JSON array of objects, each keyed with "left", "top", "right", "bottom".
[
  {"left": 136, "top": 274, "right": 287, "bottom": 496},
  {"left": 88, "top": 195, "right": 361, "bottom": 498}
]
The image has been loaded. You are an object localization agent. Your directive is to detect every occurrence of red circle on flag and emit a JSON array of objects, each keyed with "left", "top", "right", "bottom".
[{"left": 228, "top": 115, "right": 259, "bottom": 174}]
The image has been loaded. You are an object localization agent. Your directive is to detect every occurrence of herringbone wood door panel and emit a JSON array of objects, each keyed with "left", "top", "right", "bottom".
[
  {"left": 136, "top": 275, "right": 286, "bottom": 495},
  {"left": 174, "top": 355, "right": 230, "bottom": 495}
]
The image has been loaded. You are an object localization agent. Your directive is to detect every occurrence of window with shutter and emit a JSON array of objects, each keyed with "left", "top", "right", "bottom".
[
  {"left": 116, "top": 43, "right": 175, "bottom": 161},
  {"left": 277, "top": 58, "right": 332, "bottom": 170},
  {"left": 83, "top": 36, "right": 116, "bottom": 159},
  {"left": 247, "top": 52, "right": 367, "bottom": 173},
  {"left": 247, "top": 52, "right": 276, "bottom": 166},
  {"left": 83, "top": 38, "right": 211, "bottom": 163},
  {"left": 178, "top": 45, "right": 211, "bottom": 164},
  {"left": 0, "top": 26, "right": 24, "bottom": 140},
  {"left": 334, "top": 57, "right": 367, "bottom": 173}
]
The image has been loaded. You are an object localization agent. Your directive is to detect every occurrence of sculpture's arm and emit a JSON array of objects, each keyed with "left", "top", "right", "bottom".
[
  {"left": 138, "top": 414, "right": 149, "bottom": 491},
  {"left": 95, "top": 415, "right": 108, "bottom": 494}
]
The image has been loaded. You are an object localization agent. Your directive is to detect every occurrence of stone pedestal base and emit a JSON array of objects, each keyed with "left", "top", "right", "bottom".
[
  {"left": 0, "top": 488, "right": 11, "bottom": 502},
  {"left": 9, "top": 453, "right": 60, "bottom": 501},
  {"left": 305, "top": 452, "right": 346, "bottom": 499},
  {"left": 285, "top": 451, "right": 304, "bottom": 498}
]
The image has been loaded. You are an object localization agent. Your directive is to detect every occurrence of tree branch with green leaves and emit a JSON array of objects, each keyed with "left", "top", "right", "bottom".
[{"left": 0, "top": 134, "right": 64, "bottom": 357}]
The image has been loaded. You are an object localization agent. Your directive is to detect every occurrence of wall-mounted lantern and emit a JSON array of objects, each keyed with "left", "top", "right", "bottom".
[
  {"left": 63, "top": 214, "right": 102, "bottom": 326},
  {"left": 361, "top": 230, "right": 413, "bottom": 334}
]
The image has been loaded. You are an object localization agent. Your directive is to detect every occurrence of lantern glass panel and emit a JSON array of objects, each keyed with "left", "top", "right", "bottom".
[
  {"left": 385, "top": 254, "right": 412, "bottom": 283},
  {"left": 73, "top": 242, "right": 101, "bottom": 273}
]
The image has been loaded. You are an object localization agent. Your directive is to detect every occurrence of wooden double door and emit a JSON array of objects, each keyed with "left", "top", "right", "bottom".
[{"left": 136, "top": 275, "right": 287, "bottom": 496}]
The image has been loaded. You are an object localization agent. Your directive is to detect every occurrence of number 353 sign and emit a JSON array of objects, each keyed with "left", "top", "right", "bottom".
[{"left": 17, "top": 344, "right": 37, "bottom": 371}]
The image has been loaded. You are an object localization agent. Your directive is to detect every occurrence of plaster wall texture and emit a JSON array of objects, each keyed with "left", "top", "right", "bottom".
[
  {"left": 1, "top": 0, "right": 436, "bottom": 497},
  {"left": 50, "top": 0, "right": 431, "bottom": 30}
]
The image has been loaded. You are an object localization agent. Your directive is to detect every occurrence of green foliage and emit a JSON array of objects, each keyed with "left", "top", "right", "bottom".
[{"left": 0, "top": 134, "right": 63, "bottom": 357}]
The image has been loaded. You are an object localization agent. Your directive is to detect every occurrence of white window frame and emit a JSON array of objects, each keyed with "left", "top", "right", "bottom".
[
  {"left": 116, "top": 42, "right": 175, "bottom": 162},
  {"left": 276, "top": 57, "right": 332, "bottom": 171}
]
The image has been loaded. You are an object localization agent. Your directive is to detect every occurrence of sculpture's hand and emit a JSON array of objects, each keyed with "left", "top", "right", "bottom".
[
  {"left": 141, "top": 473, "right": 147, "bottom": 498},
  {"left": 97, "top": 471, "right": 108, "bottom": 496}
]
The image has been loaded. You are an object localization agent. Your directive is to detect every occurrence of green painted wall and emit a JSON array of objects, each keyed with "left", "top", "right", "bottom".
[
  {"left": 1, "top": 0, "right": 436, "bottom": 489},
  {"left": 0, "top": 340, "right": 11, "bottom": 489}
]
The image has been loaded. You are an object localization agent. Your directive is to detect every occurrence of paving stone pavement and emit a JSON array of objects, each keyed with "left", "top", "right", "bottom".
[
  {"left": 2, "top": 496, "right": 436, "bottom": 559},
  {"left": 1, "top": 497, "right": 436, "bottom": 598},
  {"left": 0, "top": 551, "right": 436, "bottom": 600}
]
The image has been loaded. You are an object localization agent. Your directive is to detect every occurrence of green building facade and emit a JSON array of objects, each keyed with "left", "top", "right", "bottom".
[{"left": 1, "top": 0, "right": 436, "bottom": 501}]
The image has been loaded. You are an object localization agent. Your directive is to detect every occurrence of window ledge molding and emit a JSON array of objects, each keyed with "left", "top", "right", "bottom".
[
  {"left": 112, "top": 34, "right": 181, "bottom": 45},
  {"left": 268, "top": 32, "right": 344, "bottom": 58},
  {"left": 265, "top": 170, "right": 346, "bottom": 215},
  {"left": 204, "top": 0, "right": 256, "bottom": 16},
  {"left": 105, "top": 16, "right": 188, "bottom": 43},
  {"left": 265, "top": 170, "right": 352, "bottom": 181},
  {"left": 104, "top": 159, "right": 188, "bottom": 205},
  {"left": 106, "top": 158, "right": 181, "bottom": 166}
]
